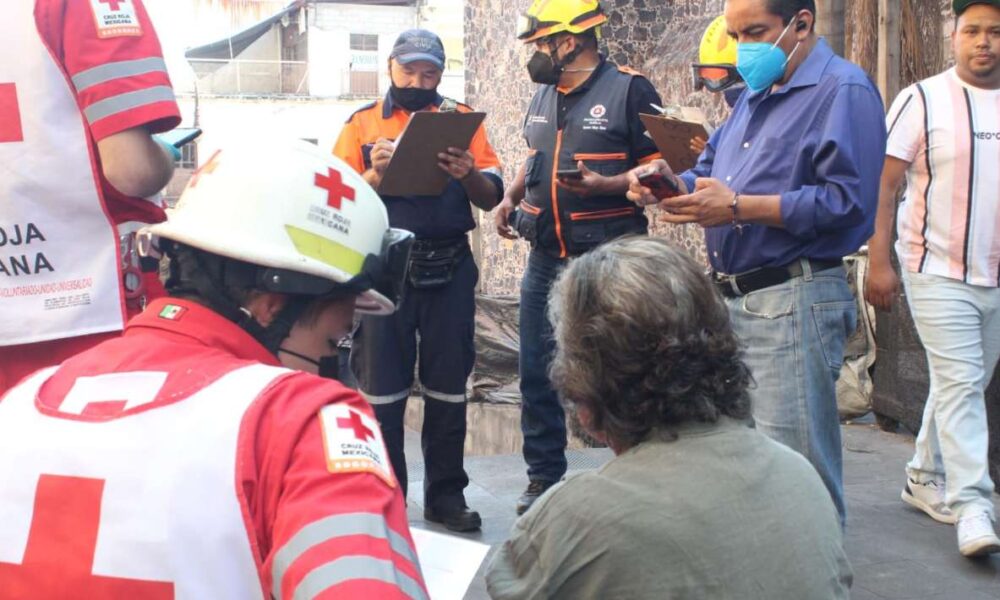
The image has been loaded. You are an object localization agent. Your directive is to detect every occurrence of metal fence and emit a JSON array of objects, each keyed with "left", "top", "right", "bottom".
[{"left": 188, "top": 58, "right": 309, "bottom": 96}]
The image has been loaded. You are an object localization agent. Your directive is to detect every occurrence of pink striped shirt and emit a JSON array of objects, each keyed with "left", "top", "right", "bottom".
[{"left": 886, "top": 68, "right": 1000, "bottom": 287}]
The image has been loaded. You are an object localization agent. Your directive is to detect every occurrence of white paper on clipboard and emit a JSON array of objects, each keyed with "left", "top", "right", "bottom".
[{"left": 411, "top": 527, "right": 491, "bottom": 600}]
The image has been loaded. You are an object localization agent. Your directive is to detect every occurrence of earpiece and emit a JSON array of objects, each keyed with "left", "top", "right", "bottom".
[{"left": 796, "top": 20, "right": 807, "bottom": 32}]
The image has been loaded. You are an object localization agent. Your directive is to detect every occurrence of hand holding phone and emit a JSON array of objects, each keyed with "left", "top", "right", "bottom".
[
  {"left": 637, "top": 170, "right": 681, "bottom": 200},
  {"left": 556, "top": 168, "right": 583, "bottom": 182}
]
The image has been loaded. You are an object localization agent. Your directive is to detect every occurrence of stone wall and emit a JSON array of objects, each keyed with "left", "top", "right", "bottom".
[{"left": 464, "top": 0, "right": 535, "bottom": 295}]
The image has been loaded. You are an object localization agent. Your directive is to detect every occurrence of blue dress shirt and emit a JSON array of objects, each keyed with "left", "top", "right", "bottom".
[{"left": 679, "top": 39, "right": 887, "bottom": 274}]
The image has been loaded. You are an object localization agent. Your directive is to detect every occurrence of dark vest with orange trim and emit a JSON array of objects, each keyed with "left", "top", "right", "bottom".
[{"left": 522, "top": 61, "right": 648, "bottom": 258}]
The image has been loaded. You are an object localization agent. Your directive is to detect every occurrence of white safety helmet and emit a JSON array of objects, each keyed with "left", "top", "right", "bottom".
[{"left": 146, "top": 138, "right": 412, "bottom": 315}]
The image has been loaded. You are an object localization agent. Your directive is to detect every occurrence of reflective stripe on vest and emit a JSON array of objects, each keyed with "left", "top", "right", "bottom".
[
  {"left": 0, "top": 0, "right": 125, "bottom": 345},
  {"left": 523, "top": 61, "right": 647, "bottom": 257}
]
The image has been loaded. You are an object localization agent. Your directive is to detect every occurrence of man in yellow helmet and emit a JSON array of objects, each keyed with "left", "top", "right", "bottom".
[
  {"left": 692, "top": 14, "right": 746, "bottom": 108},
  {"left": 689, "top": 15, "right": 746, "bottom": 155},
  {"left": 496, "top": 0, "right": 664, "bottom": 515}
]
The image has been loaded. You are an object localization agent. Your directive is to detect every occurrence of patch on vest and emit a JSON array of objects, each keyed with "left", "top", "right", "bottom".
[
  {"left": 319, "top": 404, "right": 395, "bottom": 487},
  {"left": 583, "top": 103, "right": 609, "bottom": 131},
  {"left": 89, "top": 0, "right": 142, "bottom": 39},
  {"left": 158, "top": 304, "right": 187, "bottom": 321}
]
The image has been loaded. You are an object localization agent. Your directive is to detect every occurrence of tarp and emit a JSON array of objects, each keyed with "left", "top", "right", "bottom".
[
  {"left": 470, "top": 295, "right": 521, "bottom": 405},
  {"left": 185, "top": 2, "right": 300, "bottom": 62}
]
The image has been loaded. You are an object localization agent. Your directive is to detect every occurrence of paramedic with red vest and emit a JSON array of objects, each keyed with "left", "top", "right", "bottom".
[
  {"left": 493, "top": 0, "right": 664, "bottom": 515},
  {"left": 0, "top": 0, "right": 180, "bottom": 395},
  {"left": 0, "top": 139, "right": 424, "bottom": 599}
]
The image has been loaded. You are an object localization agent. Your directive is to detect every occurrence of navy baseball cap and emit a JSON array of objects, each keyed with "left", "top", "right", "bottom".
[
  {"left": 954, "top": 0, "right": 999, "bottom": 14},
  {"left": 389, "top": 29, "right": 446, "bottom": 70}
]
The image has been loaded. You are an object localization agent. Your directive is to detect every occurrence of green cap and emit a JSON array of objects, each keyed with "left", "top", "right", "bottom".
[{"left": 954, "top": 0, "right": 1000, "bottom": 15}]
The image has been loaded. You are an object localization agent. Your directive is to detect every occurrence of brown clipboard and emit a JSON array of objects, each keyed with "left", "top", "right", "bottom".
[
  {"left": 639, "top": 112, "right": 710, "bottom": 173},
  {"left": 377, "top": 111, "right": 486, "bottom": 197}
]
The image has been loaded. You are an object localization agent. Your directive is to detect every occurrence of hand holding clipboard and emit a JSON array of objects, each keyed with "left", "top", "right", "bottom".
[
  {"left": 376, "top": 111, "right": 486, "bottom": 197},
  {"left": 639, "top": 106, "right": 711, "bottom": 174}
]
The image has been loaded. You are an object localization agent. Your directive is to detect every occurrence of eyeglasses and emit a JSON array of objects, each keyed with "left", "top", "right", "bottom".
[{"left": 691, "top": 64, "right": 743, "bottom": 93}]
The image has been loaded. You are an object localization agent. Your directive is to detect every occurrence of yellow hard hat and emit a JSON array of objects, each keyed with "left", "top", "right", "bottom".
[
  {"left": 698, "top": 15, "right": 737, "bottom": 65},
  {"left": 691, "top": 15, "right": 742, "bottom": 93},
  {"left": 516, "top": 0, "right": 607, "bottom": 43}
]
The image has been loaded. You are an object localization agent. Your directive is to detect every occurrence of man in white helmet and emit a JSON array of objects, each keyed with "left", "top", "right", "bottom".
[{"left": 0, "top": 139, "right": 426, "bottom": 599}]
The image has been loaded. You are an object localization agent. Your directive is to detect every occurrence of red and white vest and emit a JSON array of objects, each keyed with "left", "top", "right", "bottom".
[
  {"left": 0, "top": 0, "right": 125, "bottom": 345},
  {"left": 0, "top": 363, "right": 290, "bottom": 599}
]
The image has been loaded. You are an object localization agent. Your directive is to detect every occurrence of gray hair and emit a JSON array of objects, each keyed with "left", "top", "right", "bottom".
[{"left": 548, "top": 236, "right": 751, "bottom": 449}]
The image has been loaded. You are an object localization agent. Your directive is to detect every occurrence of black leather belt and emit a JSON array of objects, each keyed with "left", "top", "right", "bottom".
[
  {"left": 411, "top": 236, "right": 469, "bottom": 255},
  {"left": 712, "top": 258, "right": 844, "bottom": 298}
]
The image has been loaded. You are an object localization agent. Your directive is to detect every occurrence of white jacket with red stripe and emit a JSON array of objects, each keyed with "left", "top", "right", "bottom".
[{"left": 0, "top": 298, "right": 426, "bottom": 600}]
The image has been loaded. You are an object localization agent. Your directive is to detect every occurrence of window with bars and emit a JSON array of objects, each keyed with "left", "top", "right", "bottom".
[
  {"left": 178, "top": 142, "right": 197, "bottom": 170},
  {"left": 349, "top": 33, "right": 378, "bottom": 52}
]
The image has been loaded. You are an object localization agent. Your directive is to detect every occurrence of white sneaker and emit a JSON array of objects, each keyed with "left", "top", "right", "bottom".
[
  {"left": 901, "top": 478, "right": 956, "bottom": 524},
  {"left": 956, "top": 512, "right": 1000, "bottom": 557}
]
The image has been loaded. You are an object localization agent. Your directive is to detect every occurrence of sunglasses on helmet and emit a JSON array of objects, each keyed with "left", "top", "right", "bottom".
[{"left": 691, "top": 63, "right": 743, "bottom": 93}]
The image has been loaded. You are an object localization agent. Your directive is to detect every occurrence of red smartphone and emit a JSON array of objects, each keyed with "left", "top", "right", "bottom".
[
  {"left": 556, "top": 168, "right": 583, "bottom": 181},
  {"left": 637, "top": 170, "right": 680, "bottom": 200}
]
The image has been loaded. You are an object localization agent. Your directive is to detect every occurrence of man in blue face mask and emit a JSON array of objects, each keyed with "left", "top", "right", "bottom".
[{"left": 627, "top": 0, "right": 887, "bottom": 528}]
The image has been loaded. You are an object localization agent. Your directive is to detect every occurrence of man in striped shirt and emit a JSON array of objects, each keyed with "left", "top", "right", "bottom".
[{"left": 865, "top": 0, "right": 1000, "bottom": 558}]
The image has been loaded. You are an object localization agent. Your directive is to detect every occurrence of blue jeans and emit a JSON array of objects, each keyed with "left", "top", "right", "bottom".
[
  {"left": 725, "top": 262, "right": 855, "bottom": 526},
  {"left": 902, "top": 271, "right": 1000, "bottom": 520},
  {"left": 519, "top": 249, "right": 569, "bottom": 483}
]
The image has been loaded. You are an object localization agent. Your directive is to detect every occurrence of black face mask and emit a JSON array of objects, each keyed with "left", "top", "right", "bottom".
[
  {"left": 317, "top": 355, "right": 340, "bottom": 380},
  {"left": 279, "top": 347, "right": 341, "bottom": 381},
  {"left": 526, "top": 50, "right": 563, "bottom": 85},
  {"left": 389, "top": 85, "right": 438, "bottom": 112}
]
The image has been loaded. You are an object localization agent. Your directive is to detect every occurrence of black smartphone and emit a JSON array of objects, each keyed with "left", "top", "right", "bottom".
[
  {"left": 159, "top": 127, "right": 202, "bottom": 148},
  {"left": 556, "top": 168, "right": 583, "bottom": 181},
  {"left": 637, "top": 170, "right": 681, "bottom": 200}
]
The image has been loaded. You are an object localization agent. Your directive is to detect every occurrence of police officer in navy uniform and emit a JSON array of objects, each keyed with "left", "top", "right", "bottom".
[
  {"left": 494, "top": 0, "right": 664, "bottom": 514},
  {"left": 333, "top": 29, "right": 503, "bottom": 532}
]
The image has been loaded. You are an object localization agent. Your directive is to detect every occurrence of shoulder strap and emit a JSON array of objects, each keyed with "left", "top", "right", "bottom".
[
  {"left": 616, "top": 65, "right": 643, "bottom": 78},
  {"left": 345, "top": 100, "right": 378, "bottom": 123}
]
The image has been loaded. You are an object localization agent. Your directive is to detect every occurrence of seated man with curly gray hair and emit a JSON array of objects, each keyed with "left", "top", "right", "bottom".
[{"left": 486, "top": 237, "right": 851, "bottom": 599}]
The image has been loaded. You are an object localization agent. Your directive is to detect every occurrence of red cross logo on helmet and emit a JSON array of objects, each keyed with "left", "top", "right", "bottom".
[{"left": 315, "top": 168, "right": 356, "bottom": 210}]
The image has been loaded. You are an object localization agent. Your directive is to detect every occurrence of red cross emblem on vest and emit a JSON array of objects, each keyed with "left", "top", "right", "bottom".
[
  {"left": 0, "top": 474, "right": 174, "bottom": 598},
  {"left": 0, "top": 83, "right": 24, "bottom": 143},
  {"left": 337, "top": 410, "right": 374, "bottom": 442},
  {"left": 100, "top": 0, "right": 127, "bottom": 10},
  {"left": 315, "top": 168, "right": 356, "bottom": 210}
]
